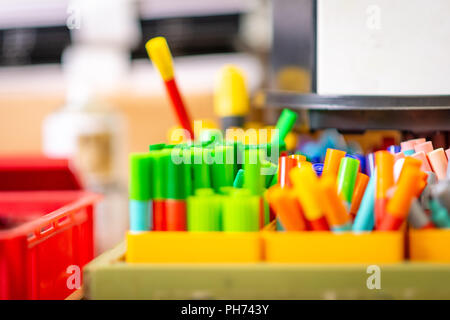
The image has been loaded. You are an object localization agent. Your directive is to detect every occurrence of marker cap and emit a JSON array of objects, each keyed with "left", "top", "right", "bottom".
[
  {"left": 214, "top": 65, "right": 249, "bottom": 117},
  {"left": 350, "top": 172, "right": 370, "bottom": 216},
  {"left": 244, "top": 148, "right": 264, "bottom": 195},
  {"left": 187, "top": 188, "right": 222, "bottom": 231},
  {"left": 337, "top": 156, "right": 360, "bottom": 204},
  {"left": 233, "top": 168, "right": 245, "bottom": 188},
  {"left": 278, "top": 155, "right": 297, "bottom": 188},
  {"left": 375, "top": 151, "right": 394, "bottom": 198},
  {"left": 266, "top": 186, "right": 307, "bottom": 231},
  {"left": 320, "top": 176, "right": 351, "bottom": 227},
  {"left": 166, "top": 147, "right": 191, "bottom": 199},
  {"left": 222, "top": 188, "right": 260, "bottom": 231},
  {"left": 411, "top": 151, "right": 432, "bottom": 172},
  {"left": 191, "top": 147, "right": 212, "bottom": 190},
  {"left": 211, "top": 144, "right": 236, "bottom": 191},
  {"left": 145, "top": 37, "right": 174, "bottom": 81},
  {"left": 414, "top": 141, "right": 433, "bottom": 154},
  {"left": 289, "top": 166, "right": 324, "bottom": 221},
  {"left": 386, "top": 166, "right": 421, "bottom": 219},
  {"left": 129, "top": 153, "right": 152, "bottom": 200},
  {"left": 323, "top": 148, "right": 346, "bottom": 179},
  {"left": 272, "top": 109, "right": 298, "bottom": 145},
  {"left": 427, "top": 148, "right": 448, "bottom": 180}
]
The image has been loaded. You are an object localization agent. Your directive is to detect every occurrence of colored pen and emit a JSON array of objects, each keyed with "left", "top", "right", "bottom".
[
  {"left": 427, "top": 148, "right": 448, "bottom": 180},
  {"left": 290, "top": 166, "right": 329, "bottom": 230},
  {"left": 411, "top": 151, "right": 432, "bottom": 172},
  {"left": 278, "top": 155, "right": 297, "bottom": 188},
  {"left": 352, "top": 171, "right": 376, "bottom": 231},
  {"left": 129, "top": 153, "right": 152, "bottom": 232},
  {"left": 408, "top": 198, "right": 434, "bottom": 229},
  {"left": 322, "top": 148, "right": 346, "bottom": 179},
  {"left": 266, "top": 186, "right": 307, "bottom": 231},
  {"left": 214, "top": 65, "right": 249, "bottom": 130},
  {"left": 349, "top": 172, "right": 370, "bottom": 217},
  {"left": 145, "top": 37, "right": 194, "bottom": 139},
  {"left": 320, "top": 176, "right": 352, "bottom": 231},
  {"left": 271, "top": 109, "right": 298, "bottom": 146},
  {"left": 187, "top": 188, "right": 222, "bottom": 231},
  {"left": 414, "top": 141, "right": 433, "bottom": 154},
  {"left": 379, "top": 165, "right": 421, "bottom": 231},
  {"left": 366, "top": 152, "right": 375, "bottom": 177},
  {"left": 374, "top": 151, "right": 394, "bottom": 229},
  {"left": 336, "top": 156, "right": 360, "bottom": 210},
  {"left": 222, "top": 189, "right": 260, "bottom": 232}
]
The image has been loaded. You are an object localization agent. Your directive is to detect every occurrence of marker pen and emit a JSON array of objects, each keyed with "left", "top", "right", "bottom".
[
  {"left": 212, "top": 144, "right": 235, "bottom": 192},
  {"left": 375, "top": 151, "right": 394, "bottom": 229},
  {"left": 129, "top": 153, "right": 152, "bottom": 231},
  {"left": 366, "top": 153, "right": 375, "bottom": 177},
  {"left": 262, "top": 161, "right": 278, "bottom": 188},
  {"left": 411, "top": 151, "right": 432, "bottom": 172},
  {"left": 165, "top": 147, "right": 191, "bottom": 231},
  {"left": 191, "top": 146, "right": 212, "bottom": 190},
  {"left": 387, "top": 145, "right": 401, "bottom": 154},
  {"left": 244, "top": 148, "right": 267, "bottom": 228},
  {"left": 431, "top": 181, "right": 450, "bottom": 213},
  {"left": 278, "top": 155, "right": 297, "bottom": 188},
  {"left": 271, "top": 109, "right": 298, "bottom": 146},
  {"left": 266, "top": 186, "right": 307, "bottom": 231},
  {"left": 394, "top": 152, "right": 405, "bottom": 163},
  {"left": 445, "top": 148, "right": 450, "bottom": 161},
  {"left": 420, "top": 171, "right": 437, "bottom": 211},
  {"left": 290, "top": 166, "right": 329, "bottom": 230},
  {"left": 349, "top": 172, "right": 370, "bottom": 217},
  {"left": 214, "top": 65, "right": 249, "bottom": 130},
  {"left": 320, "top": 176, "right": 352, "bottom": 231},
  {"left": 187, "top": 188, "right": 222, "bottom": 231},
  {"left": 313, "top": 163, "right": 324, "bottom": 177},
  {"left": 336, "top": 157, "right": 360, "bottom": 210},
  {"left": 222, "top": 189, "right": 260, "bottom": 232},
  {"left": 378, "top": 166, "right": 421, "bottom": 231},
  {"left": 150, "top": 147, "right": 170, "bottom": 231},
  {"left": 427, "top": 148, "right": 448, "bottom": 180},
  {"left": 414, "top": 141, "right": 433, "bottom": 154},
  {"left": 352, "top": 171, "right": 376, "bottom": 231},
  {"left": 322, "top": 148, "right": 346, "bottom": 179}
]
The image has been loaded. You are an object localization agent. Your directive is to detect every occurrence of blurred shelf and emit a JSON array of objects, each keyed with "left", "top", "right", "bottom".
[
  {"left": 265, "top": 91, "right": 450, "bottom": 131},
  {"left": 84, "top": 242, "right": 450, "bottom": 300}
]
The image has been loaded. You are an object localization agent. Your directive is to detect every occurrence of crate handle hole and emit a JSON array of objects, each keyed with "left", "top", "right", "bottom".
[{"left": 40, "top": 224, "right": 54, "bottom": 235}]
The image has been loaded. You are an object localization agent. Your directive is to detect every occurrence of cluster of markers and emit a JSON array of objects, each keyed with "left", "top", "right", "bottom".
[
  {"left": 268, "top": 138, "right": 450, "bottom": 232},
  {"left": 129, "top": 109, "right": 298, "bottom": 232}
]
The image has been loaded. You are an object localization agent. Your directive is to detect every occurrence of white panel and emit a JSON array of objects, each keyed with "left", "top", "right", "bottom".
[{"left": 317, "top": 0, "right": 450, "bottom": 95}]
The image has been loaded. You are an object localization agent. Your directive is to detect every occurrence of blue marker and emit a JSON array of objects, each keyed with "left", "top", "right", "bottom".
[
  {"left": 366, "top": 153, "right": 375, "bottom": 177},
  {"left": 387, "top": 145, "right": 401, "bottom": 154},
  {"left": 430, "top": 199, "right": 450, "bottom": 228},
  {"left": 313, "top": 163, "right": 323, "bottom": 177},
  {"left": 352, "top": 170, "right": 376, "bottom": 231}
]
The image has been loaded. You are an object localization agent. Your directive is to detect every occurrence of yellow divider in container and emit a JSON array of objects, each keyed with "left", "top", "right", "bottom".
[
  {"left": 409, "top": 229, "right": 450, "bottom": 263},
  {"left": 126, "top": 231, "right": 262, "bottom": 263},
  {"left": 263, "top": 231, "right": 404, "bottom": 263}
]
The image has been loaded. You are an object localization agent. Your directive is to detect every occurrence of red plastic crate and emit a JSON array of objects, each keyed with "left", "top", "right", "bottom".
[
  {"left": 0, "top": 156, "right": 83, "bottom": 191},
  {"left": 0, "top": 191, "right": 101, "bottom": 299}
]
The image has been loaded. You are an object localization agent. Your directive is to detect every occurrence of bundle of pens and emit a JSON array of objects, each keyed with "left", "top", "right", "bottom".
[{"left": 267, "top": 138, "right": 450, "bottom": 233}]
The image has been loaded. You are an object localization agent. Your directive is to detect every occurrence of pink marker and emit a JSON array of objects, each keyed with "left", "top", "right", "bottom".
[
  {"left": 445, "top": 148, "right": 450, "bottom": 160},
  {"left": 394, "top": 152, "right": 405, "bottom": 162},
  {"left": 400, "top": 140, "right": 415, "bottom": 152},
  {"left": 411, "top": 151, "right": 432, "bottom": 172},
  {"left": 427, "top": 148, "right": 448, "bottom": 180},
  {"left": 414, "top": 141, "right": 433, "bottom": 154}
]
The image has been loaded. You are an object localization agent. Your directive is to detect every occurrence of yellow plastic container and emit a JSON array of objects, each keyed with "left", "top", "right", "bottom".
[
  {"left": 263, "top": 231, "right": 404, "bottom": 263},
  {"left": 126, "top": 231, "right": 262, "bottom": 263},
  {"left": 409, "top": 229, "right": 450, "bottom": 263}
]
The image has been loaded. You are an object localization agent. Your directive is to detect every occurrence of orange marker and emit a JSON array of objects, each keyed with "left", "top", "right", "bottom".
[
  {"left": 290, "top": 166, "right": 329, "bottom": 231},
  {"left": 349, "top": 172, "right": 370, "bottom": 217},
  {"left": 379, "top": 166, "right": 421, "bottom": 231},
  {"left": 411, "top": 151, "right": 432, "bottom": 172},
  {"left": 427, "top": 148, "right": 448, "bottom": 180},
  {"left": 278, "top": 156, "right": 297, "bottom": 188},
  {"left": 320, "top": 176, "right": 352, "bottom": 231},
  {"left": 322, "top": 149, "right": 346, "bottom": 179},
  {"left": 374, "top": 151, "right": 394, "bottom": 229},
  {"left": 266, "top": 186, "right": 307, "bottom": 231},
  {"left": 289, "top": 154, "right": 307, "bottom": 163}
]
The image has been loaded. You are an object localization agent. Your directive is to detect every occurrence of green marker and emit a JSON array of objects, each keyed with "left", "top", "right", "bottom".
[
  {"left": 243, "top": 148, "right": 264, "bottom": 196},
  {"left": 166, "top": 147, "right": 191, "bottom": 199},
  {"left": 337, "top": 157, "right": 360, "bottom": 208},
  {"left": 151, "top": 149, "right": 170, "bottom": 200},
  {"left": 211, "top": 144, "right": 235, "bottom": 192},
  {"left": 262, "top": 161, "right": 278, "bottom": 188},
  {"left": 271, "top": 109, "right": 298, "bottom": 145},
  {"left": 129, "top": 153, "right": 152, "bottom": 231},
  {"left": 233, "top": 169, "right": 245, "bottom": 188},
  {"left": 149, "top": 143, "right": 166, "bottom": 151},
  {"left": 191, "top": 147, "right": 212, "bottom": 190},
  {"left": 222, "top": 189, "right": 260, "bottom": 232},
  {"left": 187, "top": 188, "right": 222, "bottom": 231}
]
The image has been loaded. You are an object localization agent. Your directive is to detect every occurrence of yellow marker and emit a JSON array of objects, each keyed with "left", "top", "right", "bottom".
[
  {"left": 289, "top": 166, "right": 329, "bottom": 231},
  {"left": 214, "top": 65, "right": 249, "bottom": 130}
]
